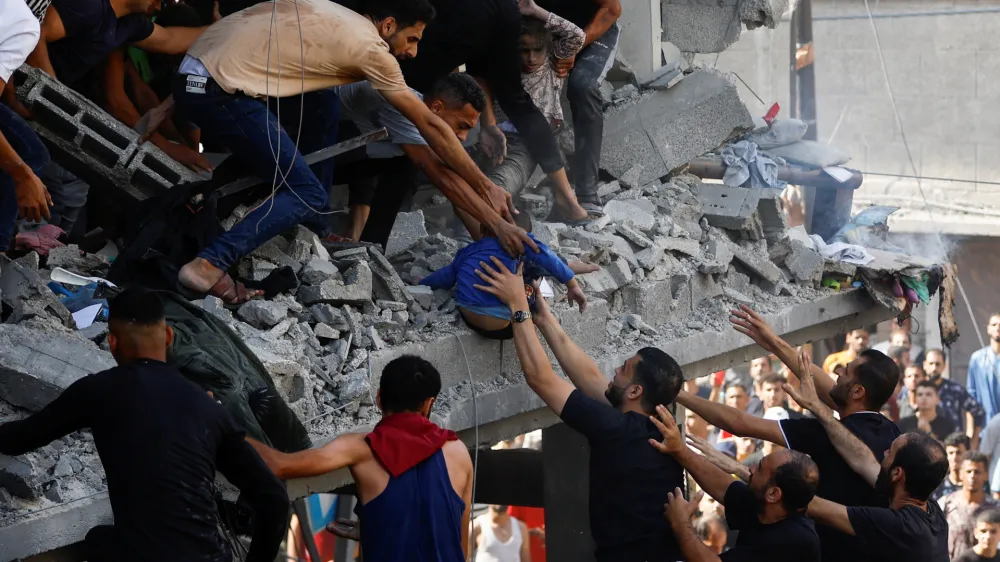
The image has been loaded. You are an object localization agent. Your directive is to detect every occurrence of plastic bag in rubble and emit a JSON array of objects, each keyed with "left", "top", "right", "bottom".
[
  {"left": 765, "top": 140, "right": 851, "bottom": 169},
  {"left": 750, "top": 118, "right": 809, "bottom": 149},
  {"left": 720, "top": 140, "right": 786, "bottom": 190},
  {"left": 829, "top": 206, "right": 899, "bottom": 248}
]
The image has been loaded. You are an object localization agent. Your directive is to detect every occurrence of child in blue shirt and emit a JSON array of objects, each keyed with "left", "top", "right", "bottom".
[{"left": 420, "top": 217, "right": 587, "bottom": 340}]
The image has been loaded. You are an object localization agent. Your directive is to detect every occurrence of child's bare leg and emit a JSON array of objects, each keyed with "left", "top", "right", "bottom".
[
  {"left": 568, "top": 261, "right": 600, "bottom": 274},
  {"left": 454, "top": 208, "right": 483, "bottom": 240},
  {"left": 345, "top": 205, "right": 370, "bottom": 241}
]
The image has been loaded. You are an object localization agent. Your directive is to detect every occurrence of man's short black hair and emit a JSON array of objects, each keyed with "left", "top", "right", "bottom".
[
  {"left": 378, "top": 355, "right": 442, "bottom": 413},
  {"left": 855, "top": 349, "right": 900, "bottom": 411},
  {"left": 914, "top": 380, "right": 938, "bottom": 393},
  {"left": 943, "top": 432, "right": 971, "bottom": 450},
  {"left": 771, "top": 451, "right": 819, "bottom": 513},
  {"left": 633, "top": 348, "right": 683, "bottom": 414},
  {"left": 962, "top": 450, "right": 990, "bottom": 471},
  {"left": 725, "top": 381, "right": 749, "bottom": 395},
  {"left": 893, "top": 433, "right": 948, "bottom": 502},
  {"left": 109, "top": 286, "right": 165, "bottom": 326},
  {"left": 359, "top": 0, "right": 436, "bottom": 30},
  {"left": 926, "top": 348, "right": 948, "bottom": 363},
  {"left": 426, "top": 73, "right": 486, "bottom": 114},
  {"left": 760, "top": 373, "right": 786, "bottom": 387}
]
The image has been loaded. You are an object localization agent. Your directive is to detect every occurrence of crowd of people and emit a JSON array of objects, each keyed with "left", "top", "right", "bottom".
[{"left": 4, "top": 0, "right": 1000, "bottom": 560}]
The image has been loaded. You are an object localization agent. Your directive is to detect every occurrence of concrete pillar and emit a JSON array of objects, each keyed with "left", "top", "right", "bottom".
[
  {"left": 543, "top": 423, "right": 595, "bottom": 562},
  {"left": 618, "top": 0, "right": 662, "bottom": 81}
]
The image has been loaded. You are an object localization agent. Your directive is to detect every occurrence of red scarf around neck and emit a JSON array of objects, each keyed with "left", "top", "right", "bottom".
[{"left": 365, "top": 412, "right": 458, "bottom": 477}]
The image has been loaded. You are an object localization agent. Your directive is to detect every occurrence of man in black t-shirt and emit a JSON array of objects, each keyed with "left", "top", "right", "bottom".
[
  {"left": 897, "top": 381, "right": 957, "bottom": 440},
  {"left": 649, "top": 405, "right": 821, "bottom": 562},
  {"left": 0, "top": 287, "right": 288, "bottom": 562},
  {"left": 682, "top": 306, "right": 901, "bottom": 562},
  {"left": 475, "top": 259, "right": 685, "bottom": 562},
  {"left": 785, "top": 352, "right": 950, "bottom": 562}
]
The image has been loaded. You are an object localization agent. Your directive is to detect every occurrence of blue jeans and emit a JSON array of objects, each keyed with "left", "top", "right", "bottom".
[
  {"left": 172, "top": 78, "right": 340, "bottom": 271},
  {"left": 0, "top": 104, "right": 49, "bottom": 251}
]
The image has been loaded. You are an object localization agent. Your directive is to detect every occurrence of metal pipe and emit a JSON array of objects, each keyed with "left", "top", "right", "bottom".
[
  {"left": 687, "top": 157, "right": 863, "bottom": 191},
  {"left": 814, "top": 7, "right": 1000, "bottom": 21}
]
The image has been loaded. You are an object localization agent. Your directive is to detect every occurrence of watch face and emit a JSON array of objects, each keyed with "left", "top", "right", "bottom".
[{"left": 513, "top": 311, "right": 529, "bottom": 323}]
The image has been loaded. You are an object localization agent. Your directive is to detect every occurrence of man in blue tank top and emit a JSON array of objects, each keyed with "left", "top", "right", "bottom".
[{"left": 250, "top": 356, "right": 474, "bottom": 562}]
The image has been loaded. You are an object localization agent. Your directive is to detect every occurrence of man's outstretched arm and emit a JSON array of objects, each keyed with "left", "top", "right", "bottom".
[
  {"left": 676, "top": 390, "right": 785, "bottom": 445},
  {"left": 248, "top": 434, "right": 369, "bottom": 480},
  {"left": 731, "top": 305, "right": 837, "bottom": 410},
  {"left": 784, "top": 350, "right": 880, "bottom": 487},
  {"left": 649, "top": 406, "right": 735, "bottom": 504},
  {"left": 474, "top": 258, "right": 575, "bottom": 415}
]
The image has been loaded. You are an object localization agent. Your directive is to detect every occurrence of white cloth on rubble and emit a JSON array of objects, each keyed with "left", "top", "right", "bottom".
[
  {"left": 720, "top": 140, "right": 786, "bottom": 190},
  {"left": 808, "top": 234, "right": 874, "bottom": 266}
]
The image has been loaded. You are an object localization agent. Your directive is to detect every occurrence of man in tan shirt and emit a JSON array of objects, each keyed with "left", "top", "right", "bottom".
[{"left": 173, "top": 0, "right": 531, "bottom": 304}]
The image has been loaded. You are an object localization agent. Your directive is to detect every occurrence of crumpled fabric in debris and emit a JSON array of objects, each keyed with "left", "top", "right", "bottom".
[
  {"left": 721, "top": 140, "right": 786, "bottom": 190},
  {"left": 830, "top": 206, "right": 901, "bottom": 251},
  {"left": 808, "top": 234, "right": 874, "bottom": 266},
  {"left": 14, "top": 224, "right": 66, "bottom": 256}
]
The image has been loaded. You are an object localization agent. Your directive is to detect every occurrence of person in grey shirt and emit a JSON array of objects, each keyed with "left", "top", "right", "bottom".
[{"left": 334, "top": 73, "right": 537, "bottom": 255}]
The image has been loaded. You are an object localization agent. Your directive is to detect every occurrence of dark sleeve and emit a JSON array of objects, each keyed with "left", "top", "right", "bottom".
[
  {"left": 51, "top": 0, "right": 104, "bottom": 37},
  {"left": 120, "top": 15, "right": 155, "bottom": 43},
  {"left": 526, "top": 240, "right": 574, "bottom": 284},
  {"left": 559, "top": 389, "right": 626, "bottom": 442},
  {"left": 215, "top": 414, "right": 289, "bottom": 562},
  {"left": 723, "top": 481, "right": 758, "bottom": 531},
  {"left": 935, "top": 417, "right": 956, "bottom": 440},
  {"left": 777, "top": 417, "right": 826, "bottom": 453},
  {"left": 847, "top": 506, "right": 905, "bottom": 555},
  {"left": 465, "top": 3, "right": 563, "bottom": 174},
  {"left": 420, "top": 259, "right": 458, "bottom": 289},
  {"left": 0, "top": 376, "right": 92, "bottom": 455},
  {"left": 961, "top": 385, "right": 987, "bottom": 427},
  {"left": 897, "top": 417, "right": 916, "bottom": 433}
]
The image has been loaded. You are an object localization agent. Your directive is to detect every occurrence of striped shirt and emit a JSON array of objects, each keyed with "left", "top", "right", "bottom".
[{"left": 24, "top": 0, "right": 50, "bottom": 21}]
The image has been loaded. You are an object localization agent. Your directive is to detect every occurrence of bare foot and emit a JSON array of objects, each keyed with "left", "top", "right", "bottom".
[
  {"left": 179, "top": 258, "right": 225, "bottom": 293},
  {"left": 554, "top": 201, "right": 589, "bottom": 222},
  {"left": 568, "top": 261, "right": 600, "bottom": 275}
]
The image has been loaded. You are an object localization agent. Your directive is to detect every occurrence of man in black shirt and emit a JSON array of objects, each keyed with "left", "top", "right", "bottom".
[
  {"left": 475, "top": 258, "right": 685, "bottom": 561},
  {"left": 681, "top": 305, "right": 901, "bottom": 562},
  {"left": 785, "top": 351, "right": 950, "bottom": 562},
  {"left": 897, "top": 380, "right": 957, "bottom": 439},
  {"left": 649, "top": 404, "right": 821, "bottom": 562},
  {"left": 0, "top": 287, "right": 288, "bottom": 562},
  {"left": 536, "top": 0, "right": 621, "bottom": 212}
]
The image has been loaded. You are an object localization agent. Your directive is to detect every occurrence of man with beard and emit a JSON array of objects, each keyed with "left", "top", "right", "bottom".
[
  {"left": 473, "top": 258, "right": 685, "bottom": 561},
  {"left": 926, "top": 348, "right": 984, "bottom": 447},
  {"left": 784, "top": 350, "right": 950, "bottom": 562},
  {"left": 679, "top": 306, "right": 900, "bottom": 562},
  {"left": 648, "top": 404, "right": 821, "bottom": 562}
]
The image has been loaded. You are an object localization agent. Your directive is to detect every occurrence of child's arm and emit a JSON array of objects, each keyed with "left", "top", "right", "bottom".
[
  {"left": 420, "top": 255, "right": 460, "bottom": 290},
  {"left": 526, "top": 241, "right": 588, "bottom": 312},
  {"left": 545, "top": 12, "right": 587, "bottom": 61}
]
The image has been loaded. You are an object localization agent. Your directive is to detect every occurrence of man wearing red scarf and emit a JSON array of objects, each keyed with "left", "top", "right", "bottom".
[{"left": 250, "top": 355, "right": 474, "bottom": 562}]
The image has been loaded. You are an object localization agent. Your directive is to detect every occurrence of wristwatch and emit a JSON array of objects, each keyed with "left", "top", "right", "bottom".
[{"left": 512, "top": 310, "right": 532, "bottom": 323}]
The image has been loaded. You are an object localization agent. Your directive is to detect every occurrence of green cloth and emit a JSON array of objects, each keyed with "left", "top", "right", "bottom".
[
  {"left": 127, "top": 15, "right": 156, "bottom": 84},
  {"left": 160, "top": 292, "right": 311, "bottom": 453},
  {"left": 901, "top": 274, "right": 931, "bottom": 304}
]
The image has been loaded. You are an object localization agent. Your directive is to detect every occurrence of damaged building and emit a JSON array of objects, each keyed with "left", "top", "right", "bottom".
[{"left": 0, "top": 0, "right": 957, "bottom": 560}]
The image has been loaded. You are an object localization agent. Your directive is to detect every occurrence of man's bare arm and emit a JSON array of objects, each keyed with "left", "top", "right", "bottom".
[
  {"left": 583, "top": 0, "right": 623, "bottom": 46},
  {"left": 247, "top": 435, "right": 369, "bottom": 480},
  {"left": 806, "top": 496, "right": 855, "bottom": 536},
  {"left": 649, "top": 407, "right": 736, "bottom": 504},
  {"left": 783, "top": 350, "right": 880, "bottom": 487},
  {"left": 382, "top": 89, "right": 515, "bottom": 220},
  {"left": 676, "top": 390, "right": 785, "bottom": 445},
  {"left": 731, "top": 305, "right": 837, "bottom": 410},
  {"left": 686, "top": 434, "right": 751, "bottom": 483},
  {"left": 25, "top": 4, "right": 65, "bottom": 77},
  {"left": 534, "top": 312, "right": 610, "bottom": 404},
  {"left": 133, "top": 24, "right": 207, "bottom": 55}
]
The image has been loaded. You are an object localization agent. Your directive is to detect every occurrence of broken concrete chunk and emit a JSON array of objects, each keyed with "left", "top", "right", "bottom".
[
  {"left": 15, "top": 251, "right": 40, "bottom": 271},
  {"left": 562, "top": 228, "right": 616, "bottom": 251},
  {"left": 301, "top": 257, "right": 342, "bottom": 285},
  {"left": 366, "top": 326, "right": 386, "bottom": 351},
  {"left": 730, "top": 241, "right": 783, "bottom": 284},
  {"left": 0, "top": 454, "right": 38, "bottom": 499},
  {"left": 661, "top": 0, "right": 743, "bottom": 54},
  {"left": 616, "top": 223, "right": 654, "bottom": 248},
  {"left": 700, "top": 184, "right": 762, "bottom": 231},
  {"left": 612, "top": 84, "right": 639, "bottom": 103},
  {"left": 368, "top": 247, "right": 415, "bottom": 304},
  {"left": 299, "top": 262, "right": 373, "bottom": 306},
  {"left": 699, "top": 235, "right": 736, "bottom": 274},
  {"left": 332, "top": 247, "right": 369, "bottom": 260},
  {"left": 532, "top": 222, "right": 565, "bottom": 247},
  {"left": 656, "top": 236, "right": 702, "bottom": 257},
  {"left": 690, "top": 272, "right": 724, "bottom": 309},
  {"left": 339, "top": 369, "right": 371, "bottom": 403},
  {"left": 314, "top": 323, "right": 341, "bottom": 340},
  {"left": 310, "top": 304, "right": 349, "bottom": 330},
  {"left": 619, "top": 164, "right": 644, "bottom": 190},
  {"left": 0, "top": 324, "right": 116, "bottom": 411},
  {"left": 376, "top": 300, "right": 407, "bottom": 312},
  {"left": 251, "top": 238, "right": 300, "bottom": 271},
  {"left": 1, "top": 256, "right": 74, "bottom": 327},
  {"left": 585, "top": 214, "right": 612, "bottom": 233},
  {"left": 237, "top": 300, "right": 289, "bottom": 329},
  {"left": 406, "top": 285, "right": 434, "bottom": 309},
  {"left": 723, "top": 287, "right": 755, "bottom": 306},
  {"left": 625, "top": 314, "right": 659, "bottom": 336},
  {"left": 643, "top": 63, "right": 684, "bottom": 90},
  {"left": 604, "top": 200, "right": 655, "bottom": 231},
  {"left": 46, "top": 244, "right": 109, "bottom": 274},
  {"left": 386, "top": 210, "right": 428, "bottom": 259},
  {"left": 597, "top": 181, "right": 622, "bottom": 200},
  {"left": 287, "top": 239, "right": 312, "bottom": 264},
  {"left": 636, "top": 246, "right": 665, "bottom": 270},
  {"left": 785, "top": 242, "right": 824, "bottom": 283}
]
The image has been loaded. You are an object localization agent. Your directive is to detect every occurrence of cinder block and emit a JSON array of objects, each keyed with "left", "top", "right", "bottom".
[
  {"left": 690, "top": 272, "right": 723, "bottom": 309},
  {"left": 601, "top": 70, "right": 754, "bottom": 185},
  {"left": 699, "top": 184, "right": 761, "bottom": 231},
  {"left": 124, "top": 142, "right": 200, "bottom": 199},
  {"left": 0, "top": 325, "right": 116, "bottom": 411},
  {"left": 661, "top": 0, "right": 741, "bottom": 54},
  {"left": 619, "top": 275, "right": 691, "bottom": 326}
]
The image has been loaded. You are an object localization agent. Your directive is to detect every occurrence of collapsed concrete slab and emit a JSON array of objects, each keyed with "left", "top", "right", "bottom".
[
  {"left": 600, "top": 70, "right": 754, "bottom": 187},
  {"left": 661, "top": 0, "right": 789, "bottom": 54},
  {"left": 0, "top": 325, "right": 115, "bottom": 411}
]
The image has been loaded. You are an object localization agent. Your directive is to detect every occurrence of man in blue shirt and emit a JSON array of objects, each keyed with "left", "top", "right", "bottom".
[{"left": 969, "top": 314, "right": 1000, "bottom": 423}]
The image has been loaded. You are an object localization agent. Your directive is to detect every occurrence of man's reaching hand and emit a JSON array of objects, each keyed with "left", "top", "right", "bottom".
[
  {"left": 494, "top": 220, "right": 538, "bottom": 257},
  {"left": 486, "top": 182, "right": 518, "bottom": 222},
  {"left": 783, "top": 349, "right": 832, "bottom": 418},
  {"left": 664, "top": 487, "right": 702, "bottom": 528},
  {"left": 648, "top": 405, "right": 684, "bottom": 456},
  {"left": 565, "top": 279, "right": 587, "bottom": 313},
  {"left": 474, "top": 257, "right": 527, "bottom": 307},
  {"left": 479, "top": 124, "right": 507, "bottom": 167},
  {"left": 730, "top": 305, "right": 780, "bottom": 354}
]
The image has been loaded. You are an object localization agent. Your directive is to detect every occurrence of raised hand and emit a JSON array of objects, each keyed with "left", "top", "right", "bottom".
[{"left": 648, "top": 405, "right": 683, "bottom": 456}]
